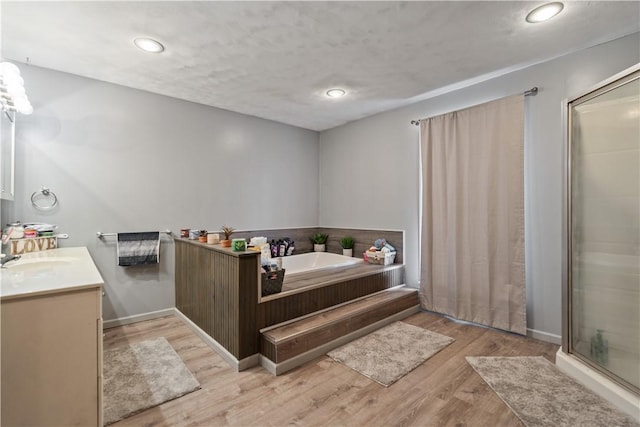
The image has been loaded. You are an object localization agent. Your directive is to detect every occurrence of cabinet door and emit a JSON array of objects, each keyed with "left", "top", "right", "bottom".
[{"left": 1, "top": 288, "right": 101, "bottom": 426}]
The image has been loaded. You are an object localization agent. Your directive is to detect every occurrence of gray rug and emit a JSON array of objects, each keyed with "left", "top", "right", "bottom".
[
  {"left": 466, "top": 356, "right": 639, "bottom": 427},
  {"left": 327, "top": 321, "right": 455, "bottom": 387},
  {"left": 103, "top": 337, "right": 200, "bottom": 425}
]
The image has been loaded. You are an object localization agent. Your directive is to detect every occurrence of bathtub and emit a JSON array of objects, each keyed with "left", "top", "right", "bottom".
[{"left": 280, "top": 252, "right": 363, "bottom": 277}]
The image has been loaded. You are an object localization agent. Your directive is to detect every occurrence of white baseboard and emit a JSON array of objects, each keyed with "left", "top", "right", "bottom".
[
  {"left": 260, "top": 305, "right": 420, "bottom": 376},
  {"left": 237, "top": 353, "right": 261, "bottom": 371},
  {"left": 173, "top": 308, "right": 259, "bottom": 372},
  {"left": 526, "top": 328, "right": 562, "bottom": 345},
  {"left": 102, "top": 308, "right": 176, "bottom": 329},
  {"left": 422, "top": 310, "right": 562, "bottom": 345}
]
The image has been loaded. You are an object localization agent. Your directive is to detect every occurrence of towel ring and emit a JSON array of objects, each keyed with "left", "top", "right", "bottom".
[{"left": 31, "top": 187, "right": 58, "bottom": 210}]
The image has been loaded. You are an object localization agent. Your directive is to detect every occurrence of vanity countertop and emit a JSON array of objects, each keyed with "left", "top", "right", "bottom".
[{"left": 1, "top": 246, "right": 103, "bottom": 301}]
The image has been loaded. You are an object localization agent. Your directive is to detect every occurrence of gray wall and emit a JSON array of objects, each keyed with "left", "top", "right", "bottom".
[
  {"left": 5, "top": 65, "right": 318, "bottom": 321},
  {"left": 4, "top": 33, "right": 638, "bottom": 339},
  {"left": 318, "top": 33, "right": 640, "bottom": 341}
]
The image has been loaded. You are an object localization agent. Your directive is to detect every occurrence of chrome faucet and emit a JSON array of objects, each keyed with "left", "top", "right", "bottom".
[{"left": 1, "top": 254, "right": 21, "bottom": 267}]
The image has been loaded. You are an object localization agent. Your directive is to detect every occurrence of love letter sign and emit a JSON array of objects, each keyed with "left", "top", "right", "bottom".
[{"left": 9, "top": 237, "right": 58, "bottom": 255}]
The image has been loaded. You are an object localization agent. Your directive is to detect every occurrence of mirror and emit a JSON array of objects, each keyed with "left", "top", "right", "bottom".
[{"left": 1, "top": 110, "right": 15, "bottom": 201}]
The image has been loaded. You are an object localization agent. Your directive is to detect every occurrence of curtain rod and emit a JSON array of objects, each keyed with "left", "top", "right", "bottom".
[{"left": 410, "top": 87, "right": 538, "bottom": 126}]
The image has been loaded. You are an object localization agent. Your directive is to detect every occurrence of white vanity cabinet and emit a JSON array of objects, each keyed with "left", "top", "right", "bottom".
[{"left": 0, "top": 247, "right": 104, "bottom": 426}]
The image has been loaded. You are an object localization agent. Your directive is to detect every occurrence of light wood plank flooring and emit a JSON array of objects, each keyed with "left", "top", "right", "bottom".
[{"left": 105, "top": 311, "right": 558, "bottom": 427}]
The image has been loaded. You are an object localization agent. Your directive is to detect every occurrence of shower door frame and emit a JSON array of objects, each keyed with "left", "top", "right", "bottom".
[{"left": 563, "top": 63, "right": 640, "bottom": 396}]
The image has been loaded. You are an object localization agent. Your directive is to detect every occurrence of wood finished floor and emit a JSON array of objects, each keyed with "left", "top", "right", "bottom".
[{"left": 104, "top": 312, "right": 558, "bottom": 427}]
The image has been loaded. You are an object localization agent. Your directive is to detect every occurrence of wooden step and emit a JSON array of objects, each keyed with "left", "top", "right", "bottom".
[{"left": 260, "top": 286, "right": 419, "bottom": 373}]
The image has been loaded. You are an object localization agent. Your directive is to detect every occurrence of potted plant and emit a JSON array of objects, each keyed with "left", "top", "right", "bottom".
[
  {"left": 220, "top": 225, "right": 235, "bottom": 247},
  {"left": 310, "top": 233, "right": 328, "bottom": 252},
  {"left": 198, "top": 230, "right": 208, "bottom": 243},
  {"left": 340, "top": 236, "right": 354, "bottom": 257}
]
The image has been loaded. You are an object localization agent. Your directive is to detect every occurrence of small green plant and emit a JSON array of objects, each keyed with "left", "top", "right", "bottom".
[
  {"left": 340, "top": 236, "right": 354, "bottom": 249},
  {"left": 221, "top": 225, "right": 235, "bottom": 240},
  {"left": 310, "top": 233, "right": 328, "bottom": 244}
]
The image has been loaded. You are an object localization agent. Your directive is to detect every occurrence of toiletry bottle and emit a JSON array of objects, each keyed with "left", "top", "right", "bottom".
[
  {"left": 598, "top": 330, "right": 608, "bottom": 365},
  {"left": 279, "top": 240, "right": 286, "bottom": 257},
  {"left": 286, "top": 241, "right": 295, "bottom": 256},
  {"left": 590, "top": 329, "right": 609, "bottom": 365},
  {"left": 590, "top": 332, "right": 599, "bottom": 361},
  {"left": 271, "top": 240, "right": 278, "bottom": 258}
]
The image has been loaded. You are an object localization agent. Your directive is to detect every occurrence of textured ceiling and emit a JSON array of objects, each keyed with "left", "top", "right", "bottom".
[{"left": 2, "top": 1, "right": 639, "bottom": 131}]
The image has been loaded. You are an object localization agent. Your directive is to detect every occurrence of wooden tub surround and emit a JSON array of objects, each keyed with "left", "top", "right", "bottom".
[
  {"left": 259, "top": 263, "right": 405, "bottom": 326},
  {"left": 231, "top": 226, "right": 404, "bottom": 264},
  {"left": 260, "top": 286, "right": 419, "bottom": 375},
  {"left": 174, "top": 238, "right": 409, "bottom": 373},
  {"left": 174, "top": 239, "right": 260, "bottom": 369}
]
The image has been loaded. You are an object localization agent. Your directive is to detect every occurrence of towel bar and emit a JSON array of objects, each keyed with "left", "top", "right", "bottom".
[{"left": 96, "top": 230, "right": 172, "bottom": 238}]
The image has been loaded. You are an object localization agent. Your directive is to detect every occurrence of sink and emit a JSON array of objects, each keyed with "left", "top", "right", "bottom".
[
  {"left": 1, "top": 247, "right": 103, "bottom": 299},
  {"left": 3, "top": 257, "right": 78, "bottom": 271}
]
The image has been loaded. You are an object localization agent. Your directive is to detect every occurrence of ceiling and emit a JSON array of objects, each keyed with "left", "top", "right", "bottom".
[{"left": 2, "top": 1, "right": 639, "bottom": 131}]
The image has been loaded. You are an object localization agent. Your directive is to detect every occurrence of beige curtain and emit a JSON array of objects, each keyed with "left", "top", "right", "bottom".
[{"left": 419, "top": 94, "right": 526, "bottom": 335}]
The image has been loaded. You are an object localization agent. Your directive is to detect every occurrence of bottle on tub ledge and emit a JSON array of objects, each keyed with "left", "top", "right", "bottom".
[{"left": 269, "top": 238, "right": 294, "bottom": 258}]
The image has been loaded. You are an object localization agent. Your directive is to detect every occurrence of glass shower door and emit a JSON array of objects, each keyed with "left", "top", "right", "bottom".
[{"left": 569, "top": 69, "right": 640, "bottom": 393}]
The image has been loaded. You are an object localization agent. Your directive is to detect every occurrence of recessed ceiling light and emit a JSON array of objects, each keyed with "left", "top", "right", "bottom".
[
  {"left": 133, "top": 37, "right": 165, "bottom": 53},
  {"left": 526, "top": 2, "right": 564, "bottom": 23},
  {"left": 326, "top": 88, "right": 346, "bottom": 98}
]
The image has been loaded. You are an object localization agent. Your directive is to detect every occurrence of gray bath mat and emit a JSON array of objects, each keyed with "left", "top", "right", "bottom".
[
  {"left": 328, "top": 321, "right": 455, "bottom": 387},
  {"left": 466, "top": 356, "right": 639, "bottom": 427},
  {"left": 103, "top": 337, "right": 200, "bottom": 425}
]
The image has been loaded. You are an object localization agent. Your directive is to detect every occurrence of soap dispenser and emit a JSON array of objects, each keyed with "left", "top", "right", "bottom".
[{"left": 590, "top": 329, "right": 609, "bottom": 366}]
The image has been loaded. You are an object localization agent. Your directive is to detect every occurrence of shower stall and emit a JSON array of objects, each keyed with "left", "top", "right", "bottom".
[{"left": 559, "top": 64, "right": 639, "bottom": 418}]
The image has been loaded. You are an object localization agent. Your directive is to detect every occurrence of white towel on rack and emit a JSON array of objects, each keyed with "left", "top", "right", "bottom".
[{"left": 116, "top": 232, "right": 160, "bottom": 266}]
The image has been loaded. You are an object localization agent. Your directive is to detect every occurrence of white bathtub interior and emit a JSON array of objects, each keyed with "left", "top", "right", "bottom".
[{"left": 280, "top": 252, "right": 363, "bottom": 277}]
